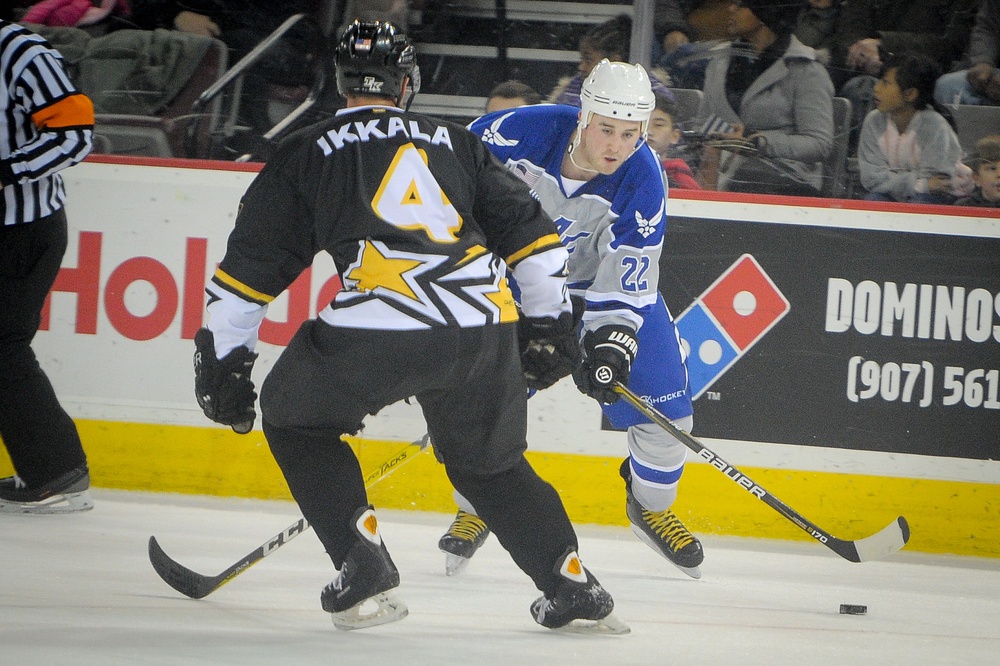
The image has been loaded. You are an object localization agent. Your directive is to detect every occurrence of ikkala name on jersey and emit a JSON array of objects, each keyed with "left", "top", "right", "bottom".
[{"left": 316, "top": 113, "right": 455, "bottom": 154}]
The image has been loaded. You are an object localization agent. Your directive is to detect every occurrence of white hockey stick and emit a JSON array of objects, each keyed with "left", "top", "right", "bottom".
[{"left": 613, "top": 383, "right": 910, "bottom": 563}]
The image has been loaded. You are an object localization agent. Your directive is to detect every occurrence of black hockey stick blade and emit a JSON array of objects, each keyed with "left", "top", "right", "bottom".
[
  {"left": 148, "top": 518, "right": 309, "bottom": 599},
  {"left": 613, "top": 383, "right": 910, "bottom": 563},
  {"left": 149, "top": 436, "right": 431, "bottom": 599}
]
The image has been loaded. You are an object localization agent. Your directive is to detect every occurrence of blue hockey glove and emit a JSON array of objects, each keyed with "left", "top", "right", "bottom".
[
  {"left": 573, "top": 325, "right": 637, "bottom": 404},
  {"left": 194, "top": 328, "right": 258, "bottom": 434}
]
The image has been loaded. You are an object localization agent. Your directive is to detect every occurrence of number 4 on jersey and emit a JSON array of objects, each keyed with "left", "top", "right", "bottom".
[{"left": 373, "top": 143, "right": 463, "bottom": 243}]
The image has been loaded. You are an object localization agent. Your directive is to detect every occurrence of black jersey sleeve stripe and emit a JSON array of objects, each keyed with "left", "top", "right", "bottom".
[
  {"left": 211, "top": 269, "right": 277, "bottom": 305},
  {"left": 505, "top": 233, "right": 564, "bottom": 268}
]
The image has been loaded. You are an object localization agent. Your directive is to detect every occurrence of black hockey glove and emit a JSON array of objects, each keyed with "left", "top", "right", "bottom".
[
  {"left": 572, "top": 325, "right": 638, "bottom": 404},
  {"left": 194, "top": 328, "right": 258, "bottom": 434},
  {"left": 518, "top": 300, "right": 583, "bottom": 391}
]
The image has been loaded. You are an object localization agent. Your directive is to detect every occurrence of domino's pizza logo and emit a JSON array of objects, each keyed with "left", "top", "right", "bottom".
[{"left": 675, "top": 254, "right": 789, "bottom": 400}]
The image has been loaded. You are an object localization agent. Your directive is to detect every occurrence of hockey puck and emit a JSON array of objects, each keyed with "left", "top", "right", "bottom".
[{"left": 839, "top": 604, "right": 867, "bottom": 615}]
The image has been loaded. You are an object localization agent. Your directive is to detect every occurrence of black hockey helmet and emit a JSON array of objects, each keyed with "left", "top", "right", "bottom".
[{"left": 335, "top": 20, "right": 417, "bottom": 105}]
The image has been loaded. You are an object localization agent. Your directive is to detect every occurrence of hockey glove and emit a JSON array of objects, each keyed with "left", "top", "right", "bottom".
[
  {"left": 194, "top": 328, "right": 258, "bottom": 434},
  {"left": 572, "top": 325, "right": 638, "bottom": 404},
  {"left": 518, "top": 300, "right": 583, "bottom": 391}
]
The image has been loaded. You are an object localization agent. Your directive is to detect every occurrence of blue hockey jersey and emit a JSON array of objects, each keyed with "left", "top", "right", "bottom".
[{"left": 469, "top": 104, "right": 668, "bottom": 334}]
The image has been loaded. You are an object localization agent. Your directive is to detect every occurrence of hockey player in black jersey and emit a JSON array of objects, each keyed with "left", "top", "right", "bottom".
[{"left": 192, "top": 20, "right": 626, "bottom": 634}]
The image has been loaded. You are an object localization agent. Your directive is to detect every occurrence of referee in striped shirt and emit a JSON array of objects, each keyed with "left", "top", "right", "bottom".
[{"left": 0, "top": 16, "right": 96, "bottom": 513}]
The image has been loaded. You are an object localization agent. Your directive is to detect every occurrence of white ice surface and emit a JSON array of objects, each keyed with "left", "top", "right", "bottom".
[{"left": 2, "top": 490, "right": 998, "bottom": 665}]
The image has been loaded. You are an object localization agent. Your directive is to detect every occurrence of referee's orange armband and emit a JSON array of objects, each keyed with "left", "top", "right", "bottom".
[{"left": 31, "top": 93, "right": 95, "bottom": 130}]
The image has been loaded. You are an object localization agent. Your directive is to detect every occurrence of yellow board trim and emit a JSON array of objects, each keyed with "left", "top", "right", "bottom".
[{"left": 2, "top": 420, "right": 996, "bottom": 559}]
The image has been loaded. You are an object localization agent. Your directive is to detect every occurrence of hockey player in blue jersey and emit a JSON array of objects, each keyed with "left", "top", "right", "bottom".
[{"left": 438, "top": 59, "right": 705, "bottom": 579}]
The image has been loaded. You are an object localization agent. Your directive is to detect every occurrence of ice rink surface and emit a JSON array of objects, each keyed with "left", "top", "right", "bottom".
[{"left": 2, "top": 490, "right": 998, "bottom": 665}]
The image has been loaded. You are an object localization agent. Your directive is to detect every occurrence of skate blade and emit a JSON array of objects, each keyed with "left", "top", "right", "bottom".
[
  {"left": 444, "top": 553, "right": 472, "bottom": 576},
  {"left": 0, "top": 490, "right": 94, "bottom": 514},
  {"left": 554, "top": 611, "right": 631, "bottom": 636},
  {"left": 673, "top": 563, "right": 701, "bottom": 579},
  {"left": 630, "top": 526, "right": 702, "bottom": 579},
  {"left": 330, "top": 590, "right": 408, "bottom": 630}
]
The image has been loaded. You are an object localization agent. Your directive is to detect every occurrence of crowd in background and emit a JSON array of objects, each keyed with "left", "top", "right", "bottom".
[
  {"left": 648, "top": 0, "right": 999, "bottom": 206},
  {"left": 6, "top": 0, "right": 1000, "bottom": 209}
]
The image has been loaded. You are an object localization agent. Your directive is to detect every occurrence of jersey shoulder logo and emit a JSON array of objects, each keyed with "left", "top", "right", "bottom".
[
  {"left": 635, "top": 198, "right": 665, "bottom": 238},
  {"left": 480, "top": 112, "right": 519, "bottom": 147}
]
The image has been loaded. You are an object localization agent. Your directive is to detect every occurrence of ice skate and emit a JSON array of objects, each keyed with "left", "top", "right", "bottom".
[
  {"left": 321, "top": 506, "right": 408, "bottom": 630},
  {"left": 438, "top": 509, "right": 490, "bottom": 575},
  {"left": 0, "top": 466, "right": 94, "bottom": 514},
  {"left": 625, "top": 494, "right": 704, "bottom": 579},
  {"left": 530, "top": 548, "right": 629, "bottom": 635},
  {"left": 621, "top": 459, "right": 703, "bottom": 578}
]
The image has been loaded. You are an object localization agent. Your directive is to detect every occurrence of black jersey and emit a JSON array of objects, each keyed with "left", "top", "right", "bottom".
[{"left": 212, "top": 104, "right": 564, "bottom": 330}]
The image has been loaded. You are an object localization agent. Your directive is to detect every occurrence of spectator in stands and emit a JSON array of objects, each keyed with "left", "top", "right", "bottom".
[
  {"left": 646, "top": 92, "right": 701, "bottom": 190},
  {"left": 857, "top": 52, "right": 967, "bottom": 204},
  {"left": 956, "top": 135, "right": 1000, "bottom": 207},
  {"left": 655, "top": 0, "right": 730, "bottom": 54},
  {"left": 656, "top": 0, "right": 842, "bottom": 85},
  {"left": 793, "top": 0, "right": 841, "bottom": 67},
  {"left": 828, "top": 0, "right": 979, "bottom": 153},
  {"left": 129, "top": 0, "right": 320, "bottom": 149},
  {"left": 548, "top": 13, "right": 674, "bottom": 106},
  {"left": 694, "top": 0, "right": 833, "bottom": 196},
  {"left": 935, "top": 0, "right": 1000, "bottom": 107},
  {"left": 654, "top": 0, "right": 731, "bottom": 90},
  {"left": 485, "top": 80, "right": 542, "bottom": 114}
]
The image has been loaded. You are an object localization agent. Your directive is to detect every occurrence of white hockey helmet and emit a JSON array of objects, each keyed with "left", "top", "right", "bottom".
[{"left": 579, "top": 59, "right": 655, "bottom": 134}]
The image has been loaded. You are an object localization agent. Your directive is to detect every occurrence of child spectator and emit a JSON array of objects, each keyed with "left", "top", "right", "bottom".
[
  {"left": 857, "top": 52, "right": 966, "bottom": 204},
  {"left": 548, "top": 13, "right": 674, "bottom": 106},
  {"left": 830, "top": 0, "right": 979, "bottom": 154},
  {"left": 485, "top": 80, "right": 542, "bottom": 114},
  {"left": 646, "top": 92, "right": 701, "bottom": 189},
  {"left": 956, "top": 135, "right": 1000, "bottom": 207}
]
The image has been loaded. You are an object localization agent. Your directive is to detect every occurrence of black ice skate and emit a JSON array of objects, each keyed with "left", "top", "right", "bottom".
[
  {"left": 0, "top": 466, "right": 93, "bottom": 514},
  {"left": 320, "top": 506, "right": 408, "bottom": 630},
  {"left": 438, "top": 509, "right": 490, "bottom": 575},
  {"left": 530, "top": 548, "right": 629, "bottom": 635},
  {"left": 621, "top": 458, "right": 704, "bottom": 579}
]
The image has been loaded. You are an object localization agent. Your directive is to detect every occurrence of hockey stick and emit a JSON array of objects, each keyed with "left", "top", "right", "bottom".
[
  {"left": 148, "top": 434, "right": 431, "bottom": 599},
  {"left": 613, "top": 383, "right": 910, "bottom": 563}
]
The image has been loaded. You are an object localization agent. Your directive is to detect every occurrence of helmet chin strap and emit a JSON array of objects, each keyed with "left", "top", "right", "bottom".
[
  {"left": 567, "top": 123, "right": 600, "bottom": 174},
  {"left": 566, "top": 120, "right": 648, "bottom": 175}
]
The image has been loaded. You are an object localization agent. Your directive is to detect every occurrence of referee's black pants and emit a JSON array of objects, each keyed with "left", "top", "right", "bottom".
[{"left": 0, "top": 210, "right": 87, "bottom": 486}]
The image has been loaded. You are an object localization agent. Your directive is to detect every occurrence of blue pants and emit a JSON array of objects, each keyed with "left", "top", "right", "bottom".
[
  {"left": 602, "top": 293, "right": 693, "bottom": 428},
  {"left": 602, "top": 294, "right": 694, "bottom": 512}
]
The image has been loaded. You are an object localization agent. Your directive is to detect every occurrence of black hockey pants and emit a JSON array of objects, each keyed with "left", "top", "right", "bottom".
[{"left": 261, "top": 319, "right": 577, "bottom": 595}]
